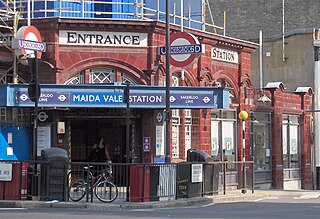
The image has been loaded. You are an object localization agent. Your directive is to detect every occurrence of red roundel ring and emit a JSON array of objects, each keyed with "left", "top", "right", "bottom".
[
  {"left": 170, "top": 32, "right": 199, "bottom": 68},
  {"left": 20, "top": 26, "right": 43, "bottom": 59}
]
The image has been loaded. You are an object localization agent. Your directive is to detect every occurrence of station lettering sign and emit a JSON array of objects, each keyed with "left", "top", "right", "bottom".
[
  {"left": 16, "top": 91, "right": 219, "bottom": 108},
  {"left": 72, "top": 93, "right": 123, "bottom": 105}
]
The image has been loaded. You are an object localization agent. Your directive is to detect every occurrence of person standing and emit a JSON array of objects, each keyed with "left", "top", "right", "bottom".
[
  {"left": 89, "top": 136, "right": 111, "bottom": 162},
  {"left": 89, "top": 136, "right": 111, "bottom": 176}
]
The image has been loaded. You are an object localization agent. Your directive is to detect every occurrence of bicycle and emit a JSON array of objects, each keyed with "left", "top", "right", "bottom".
[{"left": 68, "top": 163, "right": 118, "bottom": 203}]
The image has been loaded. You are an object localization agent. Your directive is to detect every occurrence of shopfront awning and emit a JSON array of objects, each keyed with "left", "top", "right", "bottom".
[{"left": 0, "top": 83, "right": 231, "bottom": 109}]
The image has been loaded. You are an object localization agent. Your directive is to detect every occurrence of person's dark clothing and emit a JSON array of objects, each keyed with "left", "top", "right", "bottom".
[{"left": 89, "top": 146, "right": 107, "bottom": 162}]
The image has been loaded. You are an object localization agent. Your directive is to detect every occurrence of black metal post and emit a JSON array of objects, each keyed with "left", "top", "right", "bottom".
[
  {"left": 34, "top": 50, "right": 39, "bottom": 161},
  {"left": 241, "top": 120, "right": 247, "bottom": 194},
  {"left": 125, "top": 84, "right": 130, "bottom": 201},
  {"left": 165, "top": 0, "right": 171, "bottom": 164}
]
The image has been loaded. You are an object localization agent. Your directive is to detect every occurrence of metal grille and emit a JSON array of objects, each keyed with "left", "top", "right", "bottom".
[
  {"left": 90, "top": 68, "right": 115, "bottom": 84},
  {"left": 121, "top": 73, "right": 137, "bottom": 84},
  {"left": 65, "top": 72, "right": 85, "bottom": 85}
]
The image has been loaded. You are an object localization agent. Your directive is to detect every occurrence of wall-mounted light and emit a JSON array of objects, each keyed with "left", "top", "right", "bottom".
[{"left": 257, "top": 94, "right": 271, "bottom": 103}]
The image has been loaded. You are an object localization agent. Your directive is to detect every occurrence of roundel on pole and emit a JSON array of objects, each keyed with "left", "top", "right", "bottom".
[
  {"left": 170, "top": 32, "right": 201, "bottom": 68},
  {"left": 15, "top": 26, "right": 44, "bottom": 64}
]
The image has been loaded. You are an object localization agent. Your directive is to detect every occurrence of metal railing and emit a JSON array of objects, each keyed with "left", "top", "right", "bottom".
[{"left": 0, "top": 160, "right": 254, "bottom": 202}]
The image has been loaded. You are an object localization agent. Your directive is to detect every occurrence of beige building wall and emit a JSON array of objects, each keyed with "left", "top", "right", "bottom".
[{"left": 250, "top": 30, "right": 315, "bottom": 92}]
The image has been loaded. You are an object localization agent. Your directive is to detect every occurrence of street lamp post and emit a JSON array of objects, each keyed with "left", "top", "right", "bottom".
[
  {"left": 238, "top": 110, "right": 248, "bottom": 194},
  {"left": 165, "top": 0, "right": 171, "bottom": 163}
]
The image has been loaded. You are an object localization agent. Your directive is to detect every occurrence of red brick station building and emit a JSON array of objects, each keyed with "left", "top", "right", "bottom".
[{"left": 0, "top": 17, "right": 313, "bottom": 190}]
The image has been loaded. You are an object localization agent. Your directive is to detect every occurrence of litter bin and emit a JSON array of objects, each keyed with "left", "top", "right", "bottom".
[
  {"left": 187, "top": 149, "right": 219, "bottom": 196},
  {"left": 40, "top": 148, "right": 68, "bottom": 201}
]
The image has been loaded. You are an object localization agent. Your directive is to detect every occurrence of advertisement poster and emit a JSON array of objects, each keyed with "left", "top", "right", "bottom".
[
  {"left": 191, "top": 164, "right": 203, "bottom": 183},
  {"left": 37, "top": 125, "right": 51, "bottom": 156},
  {"left": 211, "top": 121, "right": 219, "bottom": 156},
  {"left": 224, "top": 137, "right": 233, "bottom": 156},
  {"left": 211, "top": 137, "right": 218, "bottom": 156},
  {"left": 290, "top": 139, "right": 298, "bottom": 155},
  {"left": 155, "top": 125, "right": 164, "bottom": 156}
]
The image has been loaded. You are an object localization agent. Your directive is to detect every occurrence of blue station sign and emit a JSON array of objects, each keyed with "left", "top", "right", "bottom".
[{"left": 0, "top": 84, "right": 230, "bottom": 109}]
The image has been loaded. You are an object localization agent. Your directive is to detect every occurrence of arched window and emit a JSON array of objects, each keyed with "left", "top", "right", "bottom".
[
  {"left": 90, "top": 68, "right": 115, "bottom": 84},
  {"left": 64, "top": 72, "right": 85, "bottom": 85},
  {"left": 64, "top": 67, "right": 139, "bottom": 85}
]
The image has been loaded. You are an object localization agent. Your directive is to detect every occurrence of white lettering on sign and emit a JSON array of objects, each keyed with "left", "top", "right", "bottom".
[
  {"left": 18, "top": 39, "right": 46, "bottom": 52},
  {"left": 73, "top": 94, "right": 122, "bottom": 103},
  {"left": 212, "top": 47, "right": 238, "bottom": 64},
  {"left": 129, "top": 95, "right": 162, "bottom": 103},
  {"left": 59, "top": 31, "right": 148, "bottom": 47}
]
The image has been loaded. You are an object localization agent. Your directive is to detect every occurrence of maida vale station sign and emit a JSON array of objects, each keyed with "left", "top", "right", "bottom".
[{"left": 59, "top": 30, "right": 148, "bottom": 47}]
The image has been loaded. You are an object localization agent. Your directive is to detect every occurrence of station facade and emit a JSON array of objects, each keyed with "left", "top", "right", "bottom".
[{"left": 0, "top": 1, "right": 313, "bottom": 190}]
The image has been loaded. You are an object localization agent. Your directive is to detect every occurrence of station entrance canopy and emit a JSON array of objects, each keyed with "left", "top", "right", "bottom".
[{"left": 0, "top": 84, "right": 231, "bottom": 109}]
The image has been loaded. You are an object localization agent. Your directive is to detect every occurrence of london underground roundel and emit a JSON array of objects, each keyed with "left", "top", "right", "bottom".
[
  {"left": 170, "top": 32, "right": 201, "bottom": 68},
  {"left": 15, "top": 26, "right": 43, "bottom": 64}
]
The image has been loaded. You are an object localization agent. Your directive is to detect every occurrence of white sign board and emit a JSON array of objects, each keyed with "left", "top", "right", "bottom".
[
  {"left": 59, "top": 30, "right": 148, "bottom": 47},
  {"left": 37, "top": 125, "right": 51, "bottom": 156},
  {"left": 191, "top": 164, "right": 203, "bottom": 183},
  {"left": 212, "top": 47, "right": 239, "bottom": 64},
  {"left": 0, "top": 163, "right": 13, "bottom": 181}
]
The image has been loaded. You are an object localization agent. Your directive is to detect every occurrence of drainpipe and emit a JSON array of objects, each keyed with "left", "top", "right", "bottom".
[{"left": 314, "top": 38, "right": 320, "bottom": 189}]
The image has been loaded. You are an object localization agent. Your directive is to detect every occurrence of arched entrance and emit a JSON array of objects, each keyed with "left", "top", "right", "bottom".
[{"left": 62, "top": 66, "right": 146, "bottom": 163}]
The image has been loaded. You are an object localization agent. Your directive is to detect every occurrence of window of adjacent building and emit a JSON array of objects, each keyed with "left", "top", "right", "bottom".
[
  {"left": 211, "top": 109, "right": 237, "bottom": 170},
  {"left": 282, "top": 115, "right": 300, "bottom": 169},
  {"left": 0, "top": 107, "right": 6, "bottom": 121},
  {"left": 185, "top": 109, "right": 192, "bottom": 157},
  {"left": 250, "top": 112, "right": 271, "bottom": 171},
  {"left": 171, "top": 75, "right": 180, "bottom": 158}
]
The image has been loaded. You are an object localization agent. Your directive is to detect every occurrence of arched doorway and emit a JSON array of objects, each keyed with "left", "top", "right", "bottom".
[{"left": 63, "top": 66, "right": 143, "bottom": 163}]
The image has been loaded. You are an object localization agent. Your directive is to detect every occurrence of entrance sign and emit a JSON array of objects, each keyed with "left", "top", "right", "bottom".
[
  {"left": 13, "top": 26, "right": 46, "bottom": 63},
  {"left": 59, "top": 30, "right": 148, "bottom": 47},
  {"left": 158, "top": 32, "right": 202, "bottom": 67}
]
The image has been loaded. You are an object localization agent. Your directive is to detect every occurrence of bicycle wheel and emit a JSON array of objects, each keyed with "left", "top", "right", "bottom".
[
  {"left": 68, "top": 178, "right": 87, "bottom": 202},
  {"left": 94, "top": 180, "right": 118, "bottom": 203}
]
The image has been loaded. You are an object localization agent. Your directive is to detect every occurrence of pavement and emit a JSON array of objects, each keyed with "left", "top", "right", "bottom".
[{"left": 1, "top": 189, "right": 320, "bottom": 210}]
